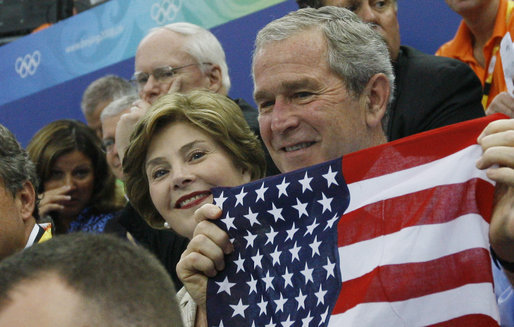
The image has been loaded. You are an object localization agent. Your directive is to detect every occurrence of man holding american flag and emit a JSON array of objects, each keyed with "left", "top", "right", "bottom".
[{"left": 177, "top": 7, "right": 514, "bottom": 326}]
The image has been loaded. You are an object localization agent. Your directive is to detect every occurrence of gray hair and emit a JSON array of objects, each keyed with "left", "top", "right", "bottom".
[
  {"left": 253, "top": 7, "right": 395, "bottom": 131},
  {"left": 100, "top": 94, "right": 139, "bottom": 123},
  {"left": 144, "top": 22, "right": 231, "bottom": 94},
  {"left": 0, "top": 124, "right": 39, "bottom": 198},
  {"left": 81, "top": 75, "right": 135, "bottom": 117},
  {"left": 296, "top": 0, "right": 397, "bottom": 9}
]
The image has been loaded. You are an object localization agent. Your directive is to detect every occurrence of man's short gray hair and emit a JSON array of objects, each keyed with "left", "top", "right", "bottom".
[
  {"left": 81, "top": 75, "right": 134, "bottom": 117},
  {"left": 253, "top": 7, "right": 394, "bottom": 101},
  {"left": 144, "top": 22, "right": 231, "bottom": 94},
  {"left": 100, "top": 94, "right": 139, "bottom": 123}
]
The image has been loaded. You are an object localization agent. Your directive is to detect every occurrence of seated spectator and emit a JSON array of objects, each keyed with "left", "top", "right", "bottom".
[
  {"left": 0, "top": 124, "right": 51, "bottom": 261},
  {"left": 0, "top": 233, "right": 183, "bottom": 327},
  {"left": 123, "top": 90, "right": 266, "bottom": 325},
  {"left": 101, "top": 94, "right": 189, "bottom": 289},
  {"left": 116, "top": 22, "right": 279, "bottom": 176},
  {"left": 296, "top": 0, "right": 486, "bottom": 140},
  {"left": 81, "top": 75, "right": 134, "bottom": 138},
  {"left": 177, "top": 7, "right": 514, "bottom": 326},
  {"left": 100, "top": 94, "right": 138, "bottom": 181},
  {"left": 437, "top": 0, "right": 514, "bottom": 118},
  {"left": 27, "top": 119, "right": 124, "bottom": 234}
]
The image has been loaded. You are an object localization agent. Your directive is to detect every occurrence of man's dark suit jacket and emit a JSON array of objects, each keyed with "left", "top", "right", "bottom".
[{"left": 388, "top": 46, "right": 485, "bottom": 141}]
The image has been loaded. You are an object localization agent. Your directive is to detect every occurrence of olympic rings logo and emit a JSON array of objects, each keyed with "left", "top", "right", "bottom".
[
  {"left": 151, "top": 0, "right": 182, "bottom": 25},
  {"left": 15, "top": 51, "right": 41, "bottom": 78}
]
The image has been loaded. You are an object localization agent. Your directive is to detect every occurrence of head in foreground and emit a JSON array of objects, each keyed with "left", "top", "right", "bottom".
[{"left": 0, "top": 233, "right": 182, "bottom": 327}]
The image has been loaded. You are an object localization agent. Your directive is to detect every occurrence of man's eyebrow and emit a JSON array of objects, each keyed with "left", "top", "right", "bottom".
[
  {"left": 281, "top": 78, "right": 317, "bottom": 91},
  {"left": 254, "top": 78, "right": 317, "bottom": 102}
]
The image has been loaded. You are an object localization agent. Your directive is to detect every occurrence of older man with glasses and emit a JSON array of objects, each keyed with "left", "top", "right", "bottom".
[{"left": 117, "top": 22, "right": 279, "bottom": 176}]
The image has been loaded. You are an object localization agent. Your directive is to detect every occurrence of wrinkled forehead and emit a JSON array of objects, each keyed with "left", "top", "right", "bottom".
[
  {"left": 252, "top": 27, "right": 326, "bottom": 78},
  {"left": 135, "top": 29, "right": 193, "bottom": 70}
]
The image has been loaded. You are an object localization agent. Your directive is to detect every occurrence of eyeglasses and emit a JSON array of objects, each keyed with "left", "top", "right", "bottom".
[
  {"left": 102, "top": 138, "right": 115, "bottom": 153},
  {"left": 131, "top": 63, "right": 210, "bottom": 91}
]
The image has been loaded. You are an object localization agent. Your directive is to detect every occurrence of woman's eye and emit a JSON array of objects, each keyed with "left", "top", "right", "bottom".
[
  {"left": 74, "top": 169, "right": 91, "bottom": 179},
  {"left": 189, "top": 151, "right": 206, "bottom": 161},
  {"left": 152, "top": 169, "right": 168, "bottom": 180}
]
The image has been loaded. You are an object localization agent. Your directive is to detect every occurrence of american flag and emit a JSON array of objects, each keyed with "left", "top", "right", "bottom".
[{"left": 207, "top": 115, "right": 503, "bottom": 326}]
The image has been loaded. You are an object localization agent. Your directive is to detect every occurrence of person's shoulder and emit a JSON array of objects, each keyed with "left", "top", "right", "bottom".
[
  {"left": 400, "top": 45, "right": 464, "bottom": 66},
  {"left": 399, "top": 45, "right": 474, "bottom": 75}
]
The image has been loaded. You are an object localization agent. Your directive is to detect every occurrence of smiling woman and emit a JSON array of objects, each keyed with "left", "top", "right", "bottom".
[
  {"left": 26, "top": 120, "right": 125, "bottom": 234},
  {"left": 122, "top": 90, "right": 266, "bottom": 326},
  {"left": 123, "top": 90, "right": 266, "bottom": 236}
]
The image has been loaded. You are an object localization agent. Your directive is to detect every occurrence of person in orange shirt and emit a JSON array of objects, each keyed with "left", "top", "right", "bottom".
[{"left": 438, "top": 0, "right": 514, "bottom": 118}]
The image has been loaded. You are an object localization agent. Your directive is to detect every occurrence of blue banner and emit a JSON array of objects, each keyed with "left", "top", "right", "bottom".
[{"left": 0, "top": 0, "right": 287, "bottom": 107}]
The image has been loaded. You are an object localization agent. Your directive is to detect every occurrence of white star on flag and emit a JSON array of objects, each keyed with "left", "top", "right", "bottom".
[
  {"left": 322, "top": 166, "right": 339, "bottom": 187},
  {"left": 292, "top": 198, "right": 309, "bottom": 218},
  {"left": 244, "top": 208, "right": 260, "bottom": 226},
  {"left": 255, "top": 182, "right": 268, "bottom": 202},
  {"left": 216, "top": 276, "right": 236, "bottom": 295},
  {"left": 298, "top": 172, "right": 313, "bottom": 193},
  {"left": 213, "top": 191, "right": 227, "bottom": 207},
  {"left": 230, "top": 299, "right": 248, "bottom": 318},
  {"left": 276, "top": 177, "right": 290, "bottom": 197},
  {"left": 317, "top": 192, "right": 333, "bottom": 213},
  {"left": 267, "top": 203, "right": 284, "bottom": 222},
  {"left": 234, "top": 187, "right": 247, "bottom": 206}
]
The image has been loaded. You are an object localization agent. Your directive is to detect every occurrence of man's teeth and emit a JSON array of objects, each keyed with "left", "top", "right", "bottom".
[
  {"left": 284, "top": 142, "right": 312, "bottom": 152},
  {"left": 179, "top": 194, "right": 206, "bottom": 208}
]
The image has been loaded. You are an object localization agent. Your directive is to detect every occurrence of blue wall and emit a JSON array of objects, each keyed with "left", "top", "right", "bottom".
[{"left": 0, "top": 0, "right": 462, "bottom": 146}]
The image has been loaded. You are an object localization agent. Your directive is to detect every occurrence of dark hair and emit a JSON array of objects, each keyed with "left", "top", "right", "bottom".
[
  {"left": 0, "top": 233, "right": 183, "bottom": 327},
  {"left": 26, "top": 119, "right": 124, "bottom": 214},
  {"left": 0, "top": 124, "right": 40, "bottom": 219}
]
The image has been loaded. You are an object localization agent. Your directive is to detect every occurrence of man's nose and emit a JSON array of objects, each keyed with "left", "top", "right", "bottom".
[
  {"left": 141, "top": 75, "right": 161, "bottom": 101},
  {"left": 270, "top": 99, "right": 300, "bottom": 135},
  {"left": 356, "top": 4, "right": 378, "bottom": 24}
]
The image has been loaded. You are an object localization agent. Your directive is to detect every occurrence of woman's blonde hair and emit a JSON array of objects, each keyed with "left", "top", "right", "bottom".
[{"left": 124, "top": 90, "right": 266, "bottom": 228}]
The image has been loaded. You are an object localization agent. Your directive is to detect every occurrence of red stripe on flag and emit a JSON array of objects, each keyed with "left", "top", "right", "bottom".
[
  {"left": 427, "top": 315, "right": 499, "bottom": 326},
  {"left": 338, "top": 179, "right": 494, "bottom": 247},
  {"left": 342, "top": 115, "right": 505, "bottom": 184},
  {"left": 332, "top": 248, "right": 493, "bottom": 314}
]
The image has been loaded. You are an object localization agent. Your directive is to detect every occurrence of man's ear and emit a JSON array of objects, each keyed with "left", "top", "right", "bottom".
[
  {"left": 363, "top": 73, "right": 390, "bottom": 129},
  {"left": 16, "top": 181, "right": 36, "bottom": 224},
  {"left": 206, "top": 64, "right": 224, "bottom": 94}
]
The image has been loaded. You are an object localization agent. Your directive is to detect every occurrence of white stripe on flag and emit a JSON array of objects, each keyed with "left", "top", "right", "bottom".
[
  {"left": 329, "top": 283, "right": 500, "bottom": 326},
  {"left": 346, "top": 145, "right": 493, "bottom": 214},
  {"left": 339, "top": 213, "right": 490, "bottom": 282}
]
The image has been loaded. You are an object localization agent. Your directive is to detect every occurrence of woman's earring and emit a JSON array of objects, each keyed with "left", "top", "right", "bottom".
[{"left": 163, "top": 221, "right": 170, "bottom": 229}]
